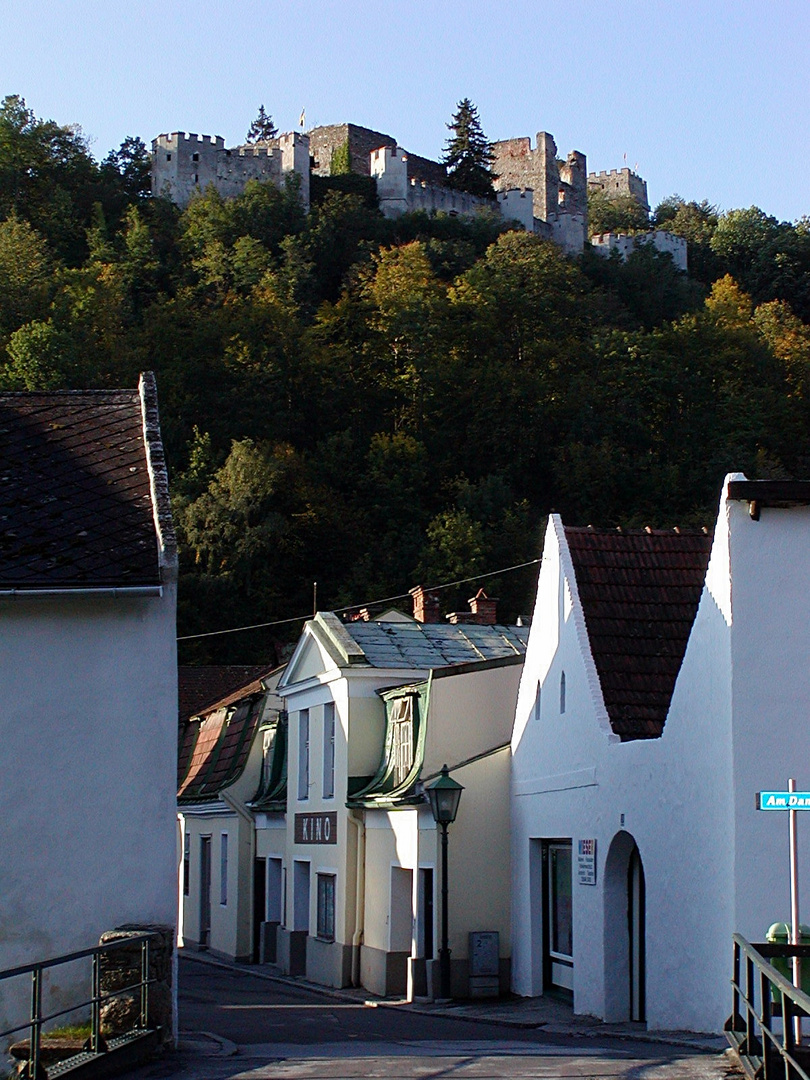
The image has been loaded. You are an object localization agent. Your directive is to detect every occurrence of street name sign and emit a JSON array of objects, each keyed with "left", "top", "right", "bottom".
[{"left": 758, "top": 792, "right": 810, "bottom": 810}]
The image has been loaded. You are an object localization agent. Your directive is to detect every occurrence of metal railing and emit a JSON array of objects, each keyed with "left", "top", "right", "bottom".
[
  {"left": 0, "top": 933, "right": 156, "bottom": 1080},
  {"left": 726, "top": 933, "right": 810, "bottom": 1080}
]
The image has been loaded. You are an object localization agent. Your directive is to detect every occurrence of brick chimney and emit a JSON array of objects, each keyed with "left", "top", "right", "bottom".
[
  {"left": 446, "top": 590, "right": 498, "bottom": 625},
  {"left": 410, "top": 585, "right": 441, "bottom": 623},
  {"left": 469, "top": 588, "right": 498, "bottom": 625}
]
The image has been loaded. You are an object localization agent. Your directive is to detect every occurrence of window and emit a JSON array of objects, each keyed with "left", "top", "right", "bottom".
[
  {"left": 323, "top": 703, "right": 335, "bottom": 799},
  {"left": 166, "top": 152, "right": 172, "bottom": 161},
  {"left": 298, "top": 709, "right": 309, "bottom": 800},
  {"left": 192, "top": 152, "right": 199, "bottom": 161},
  {"left": 293, "top": 861, "right": 310, "bottom": 931},
  {"left": 220, "top": 833, "right": 228, "bottom": 906},
  {"left": 317, "top": 874, "right": 336, "bottom": 941},
  {"left": 560, "top": 671, "right": 566, "bottom": 714},
  {"left": 183, "top": 833, "right": 190, "bottom": 896},
  {"left": 532, "top": 683, "right": 542, "bottom": 724},
  {"left": 391, "top": 696, "right": 415, "bottom": 785}
]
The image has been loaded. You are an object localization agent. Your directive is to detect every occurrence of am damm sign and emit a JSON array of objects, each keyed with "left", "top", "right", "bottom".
[{"left": 757, "top": 792, "right": 810, "bottom": 810}]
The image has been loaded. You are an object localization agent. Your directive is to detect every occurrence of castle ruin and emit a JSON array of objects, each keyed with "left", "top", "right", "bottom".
[
  {"left": 149, "top": 122, "right": 685, "bottom": 267},
  {"left": 151, "top": 131, "right": 311, "bottom": 209},
  {"left": 587, "top": 166, "right": 650, "bottom": 212}
]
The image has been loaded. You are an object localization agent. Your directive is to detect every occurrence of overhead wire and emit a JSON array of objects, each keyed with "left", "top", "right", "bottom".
[{"left": 176, "top": 555, "right": 542, "bottom": 642}]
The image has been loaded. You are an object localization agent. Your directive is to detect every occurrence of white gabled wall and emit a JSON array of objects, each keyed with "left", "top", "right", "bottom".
[
  {"left": 726, "top": 491, "right": 810, "bottom": 943},
  {"left": 511, "top": 482, "right": 795, "bottom": 1032}
]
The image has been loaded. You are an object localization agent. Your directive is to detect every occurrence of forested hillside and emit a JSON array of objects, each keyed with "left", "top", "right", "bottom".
[{"left": 3, "top": 95, "right": 810, "bottom": 662}]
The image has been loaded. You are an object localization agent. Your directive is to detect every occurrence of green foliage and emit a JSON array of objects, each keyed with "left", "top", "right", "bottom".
[
  {"left": 2, "top": 319, "right": 80, "bottom": 389},
  {"left": 0, "top": 214, "right": 53, "bottom": 338},
  {"left": 442, "top": 98, "right": 496, "bottom": 199},
  {"left": 246, "top": 105, "right": 278, "bottom": 143},
  {"left": 653, "top": 196, "right": 721, "bottom": 284},
  {"left": 4, "top": 94, "right": 810, "bottom": 659},
  {"left": 330, "top": 140, "right": 351, "bottom": 175},
  {"left": 588, "top": 189, "right": 649, "bottom": 235}
]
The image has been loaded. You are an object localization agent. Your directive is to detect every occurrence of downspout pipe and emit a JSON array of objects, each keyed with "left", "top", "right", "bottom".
[{"left": 348, "top": 810, "right": 366, "bottom": 988}]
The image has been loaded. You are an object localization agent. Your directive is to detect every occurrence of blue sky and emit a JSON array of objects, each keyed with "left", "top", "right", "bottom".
[{"left": 4, "top": 0, "right": 809, "bottom": 221}]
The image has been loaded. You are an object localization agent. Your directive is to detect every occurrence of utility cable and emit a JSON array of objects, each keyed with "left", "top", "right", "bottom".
[{"left": 176, "top": 556, "right": 542, "bottom": 642}]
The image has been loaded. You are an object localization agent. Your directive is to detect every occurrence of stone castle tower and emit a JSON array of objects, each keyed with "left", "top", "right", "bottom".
[{"left": 151, "top": 131, "right": 310, "bottom": 209}]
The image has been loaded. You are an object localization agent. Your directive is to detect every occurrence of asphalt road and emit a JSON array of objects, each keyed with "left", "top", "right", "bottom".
[{"left": 123, "top": 955, "right": 740, "bottom": 1080}]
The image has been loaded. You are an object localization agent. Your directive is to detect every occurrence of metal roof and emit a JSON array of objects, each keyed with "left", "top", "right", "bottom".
[{"left": 342, "top": 619, "right": 528, "bottom": 668}]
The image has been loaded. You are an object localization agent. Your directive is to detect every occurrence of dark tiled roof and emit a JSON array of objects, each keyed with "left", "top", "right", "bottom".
[
  {"left": 0, "top": 389, "right": 159, "bottom": 588},
  {"left": 342, "top": 620, "right": 528, "bottom": 668},
  {"left": 178, "top": 665, "right": 271, "bottom": 723},
  {"left": 565, "top": 527, "right": 712, "bottom": 741},
  {"left": 177, "top": 666, "right": 277, "bottom": 786},
  {"left": 178, "top": 667, "right": 277, "bottom": 802}
]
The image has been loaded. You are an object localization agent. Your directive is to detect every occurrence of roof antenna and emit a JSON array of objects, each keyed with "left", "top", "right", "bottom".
[{"left": 313, "top": 581, "right": 317, "bottom": 615}]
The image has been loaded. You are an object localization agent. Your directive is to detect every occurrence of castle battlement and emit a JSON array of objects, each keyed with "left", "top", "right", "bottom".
[
  {"left": 587, "top": 166, "right": 649, "bottom": 212},
  {"left": 591, "top": 229, "right": 687, "bottom": 271},
  {"left": 151, "top": 129, "right": 310, "bottom": 209},
  {"left": 590, "top": 167, "right": 644, "bottom": 182}
]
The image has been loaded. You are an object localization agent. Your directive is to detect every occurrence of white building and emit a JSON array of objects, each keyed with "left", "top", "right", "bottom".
[
  {"left": 511, "top": 475, "right": 810, "bottom": 1033},
  {"left": 0, "top": 375, "right": 178, "bottom": 1035},
  {"left": 178, "top": 667, "right": 284, "bottom": 963},
  {"left": 274, "top": 589, "right": 528, "bottom": 995}
]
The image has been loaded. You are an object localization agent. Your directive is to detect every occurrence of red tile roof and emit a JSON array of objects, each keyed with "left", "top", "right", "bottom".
[
  {"left": 564, "top": 527, "right": 712, "bottom": 740},
  {"left": 177, "top": 665, "right": 279, "bottom": 799},
  {"left": 0, "top": 385, "right": 168, "bottom": 588},
  {"left": 178, "top": 665, "right": 271, "bottom": 724}
]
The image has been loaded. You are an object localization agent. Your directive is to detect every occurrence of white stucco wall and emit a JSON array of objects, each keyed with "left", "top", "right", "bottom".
[
  {"left": 0, "top": 589, "right": 177, "bottom": 1033},
  {"left": 510, "top": 484, "right": 804, "bottom": 1033}
]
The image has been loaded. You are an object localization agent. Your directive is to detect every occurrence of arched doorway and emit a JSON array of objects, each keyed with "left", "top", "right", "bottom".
[{"left": 603, "top": 831, "right": 646, "bottom": 1022}]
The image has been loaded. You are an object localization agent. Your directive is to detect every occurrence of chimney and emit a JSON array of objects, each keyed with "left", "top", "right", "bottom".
[
  {"left": 469, "top": 589, "right": 498, "bottom": 625},
  {"left": 410, "top": 585, "right": 440, "bottom": 623}
]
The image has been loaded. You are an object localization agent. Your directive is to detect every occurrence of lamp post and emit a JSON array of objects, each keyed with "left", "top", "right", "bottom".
[{"left": 424, "top": 764, "right": 464, "bottom": 1001}]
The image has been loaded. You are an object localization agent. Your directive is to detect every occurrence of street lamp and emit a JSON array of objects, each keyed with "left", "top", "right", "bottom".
[{"left": 424, "top": 764, "right": 464, "bottom": 1001}]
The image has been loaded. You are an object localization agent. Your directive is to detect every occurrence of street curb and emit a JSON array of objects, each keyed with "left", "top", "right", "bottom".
[{"left": 179, "top": 949, "right": 725, "bottom": 1054}]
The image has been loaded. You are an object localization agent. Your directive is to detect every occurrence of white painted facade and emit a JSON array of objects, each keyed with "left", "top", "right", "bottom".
[
  {"left": 511, "top": 474, "right": 810, "bottom": 1032},
  {"left": 274, "top": 610, "right": 526, "bottom": 996},
  {"left": 0, "top": 380, "right": 178, "bottom": 1039}
]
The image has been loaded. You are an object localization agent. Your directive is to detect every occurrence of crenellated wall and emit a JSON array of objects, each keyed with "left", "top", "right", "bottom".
[
  {"left": 591, "top": 229, "right": 687, "bottom": 271},
  {"left": 588, "top": 167, "right": 649, "bottom": 212},
  {"left": 151, "top": 131, "right": 310, "bottom": 209}
]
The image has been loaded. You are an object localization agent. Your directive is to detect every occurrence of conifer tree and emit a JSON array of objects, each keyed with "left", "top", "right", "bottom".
[
  {"left": 442, "top": 98, "right": 496, "bottom": 199},
  {"left": 246, "top": 105, "right": 278, "bottom": 143}
]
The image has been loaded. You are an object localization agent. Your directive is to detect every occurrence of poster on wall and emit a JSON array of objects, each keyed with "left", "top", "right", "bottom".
[{"left": 577, "top": 838, "right": 597, "bottom": 885}]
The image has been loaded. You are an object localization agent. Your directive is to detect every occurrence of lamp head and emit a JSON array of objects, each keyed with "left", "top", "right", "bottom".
[{"left": 425, "top": 764, "right": 464, "bottom": 824}]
